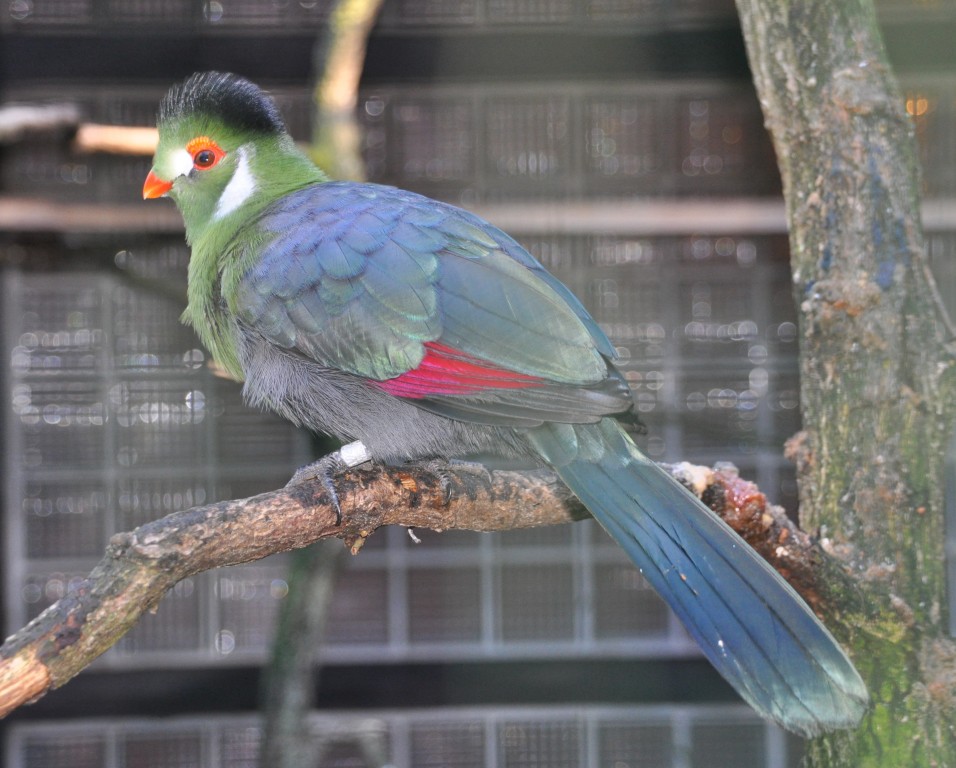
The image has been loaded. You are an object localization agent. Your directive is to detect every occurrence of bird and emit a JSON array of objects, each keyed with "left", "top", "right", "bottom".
[{"left": 143, "top": 71, "right": 868, "bottom": 737}]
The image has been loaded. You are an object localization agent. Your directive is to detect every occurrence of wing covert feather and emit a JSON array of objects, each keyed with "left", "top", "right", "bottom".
[{"left": 231, "top": 182, "right": 612, "bottom": 389}]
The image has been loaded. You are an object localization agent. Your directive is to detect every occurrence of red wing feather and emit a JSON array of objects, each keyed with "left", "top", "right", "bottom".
[{"left": 376, "top": 341, "right": 546, "bottom": 398}]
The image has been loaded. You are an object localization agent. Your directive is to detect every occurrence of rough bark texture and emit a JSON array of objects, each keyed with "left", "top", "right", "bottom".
[
  {"left": 736, "top": 0, "right": 956, "bottom": 764},
  {"left": 0, "top": 464, "right": 580, "bottom": 718},
  {"left": 0, "top": 462, "right": 828, "bottom": 719}
]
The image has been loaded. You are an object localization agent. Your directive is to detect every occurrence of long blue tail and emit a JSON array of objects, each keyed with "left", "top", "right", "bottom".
[{"left": 527, "top": 418, "right": 868, "bottom": 737}]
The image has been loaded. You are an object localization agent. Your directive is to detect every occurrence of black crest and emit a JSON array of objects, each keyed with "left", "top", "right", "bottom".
[{"left": 159, "top": 71, "right": 286, "bottom": 135}]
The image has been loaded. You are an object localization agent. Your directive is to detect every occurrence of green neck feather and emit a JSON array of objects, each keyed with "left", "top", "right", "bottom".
[{"left": 170, "top": 132, "right": 326, "bottom": 380}]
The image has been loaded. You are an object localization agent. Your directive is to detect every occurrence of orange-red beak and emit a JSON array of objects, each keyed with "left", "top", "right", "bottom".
[{"left": 143, "top": 170, "right": 174, "bottom": 199}]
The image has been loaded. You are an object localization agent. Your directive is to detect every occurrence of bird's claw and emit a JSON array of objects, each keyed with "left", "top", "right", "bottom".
[
  {"left": 286, "top": 452, "right": 349, "bottom": 525},
  {"left": 422, "top": 459, "right": 456, "bottom": 504},
  {"left": 413, "top": 458, "right": 492, "bottom": 505},
  {"left": 285, "top": 440, "right": 373, "bottom": 526}
]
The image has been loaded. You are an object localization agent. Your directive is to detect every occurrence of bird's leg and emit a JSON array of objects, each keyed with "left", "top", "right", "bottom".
[{"left": 286, "top": 440, "right": 372, "bottom": 525}]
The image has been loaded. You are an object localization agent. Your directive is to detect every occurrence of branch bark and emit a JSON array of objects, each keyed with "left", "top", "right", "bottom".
[
  {"left": 0, "top": 461, "right": 844, "bottom": 720},
  {"left": 736, "top": 0, "right": 956, "bottom": 764}
]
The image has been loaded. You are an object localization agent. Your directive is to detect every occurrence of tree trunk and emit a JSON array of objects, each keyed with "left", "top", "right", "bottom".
[
  {"left": 260, "top": 540, "right": 345, "bottom": 768},
  {"left": 735, "top": 0, "right": 956, "bottom": 765}
]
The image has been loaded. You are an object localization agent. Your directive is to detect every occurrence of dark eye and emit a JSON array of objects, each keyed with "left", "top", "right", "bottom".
[{"left": 194, "top": 149, "right": 217, "bottom": 168}]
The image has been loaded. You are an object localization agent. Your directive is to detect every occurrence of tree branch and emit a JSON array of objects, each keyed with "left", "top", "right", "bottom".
[{"left": 0, "top": 460, "right": 844, "bottom": 719}]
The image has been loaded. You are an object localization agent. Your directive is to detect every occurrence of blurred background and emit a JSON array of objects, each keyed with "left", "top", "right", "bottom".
[{"left": 1, "top": 1, "right": 955, "bottom": 766}]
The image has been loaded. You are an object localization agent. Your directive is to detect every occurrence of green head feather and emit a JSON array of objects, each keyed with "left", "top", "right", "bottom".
[{"left": 148, "top": 71, "right": 326, "bottom": 379}]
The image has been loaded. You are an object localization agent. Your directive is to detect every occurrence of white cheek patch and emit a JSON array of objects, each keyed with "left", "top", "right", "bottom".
[
  {"left": 170, "top": 148, "right": 193, "bottom": 179},
  {"left": 214, "top": 145, "right": 257, "bottom": 220}
]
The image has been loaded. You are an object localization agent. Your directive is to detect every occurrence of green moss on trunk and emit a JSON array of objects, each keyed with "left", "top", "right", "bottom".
[{"left": 735, "top": 0, "right": 956, "bottom": 763}]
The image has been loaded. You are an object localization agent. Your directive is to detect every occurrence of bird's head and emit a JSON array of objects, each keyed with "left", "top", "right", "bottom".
[{"left": 144, "top": 72, "right": 317, "bottom": 235}]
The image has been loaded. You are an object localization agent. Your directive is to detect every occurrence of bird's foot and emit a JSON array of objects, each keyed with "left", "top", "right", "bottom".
[
  {"left": 286, "top": 453, "right": 348, "bottom": 522},
  {"left": 286, "top": 441, "right": 372, "bottom": 525},
  {"left": 409, "top": 457, "right": 493, "bottom": 504}
]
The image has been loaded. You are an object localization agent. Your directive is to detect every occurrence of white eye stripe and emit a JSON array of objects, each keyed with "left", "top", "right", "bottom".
[{"left": 214, "top": 145, "right": 257, "bottom": 220}]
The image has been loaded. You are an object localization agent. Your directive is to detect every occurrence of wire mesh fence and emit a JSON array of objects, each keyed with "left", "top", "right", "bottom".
[{"left": 4, "top": 705, "right": 800, "bottom": 768}]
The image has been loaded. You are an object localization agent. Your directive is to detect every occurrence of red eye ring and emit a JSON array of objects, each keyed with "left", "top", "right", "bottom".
[{"left": 186, "top": 136, "right": 226, "bottom": 171}]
